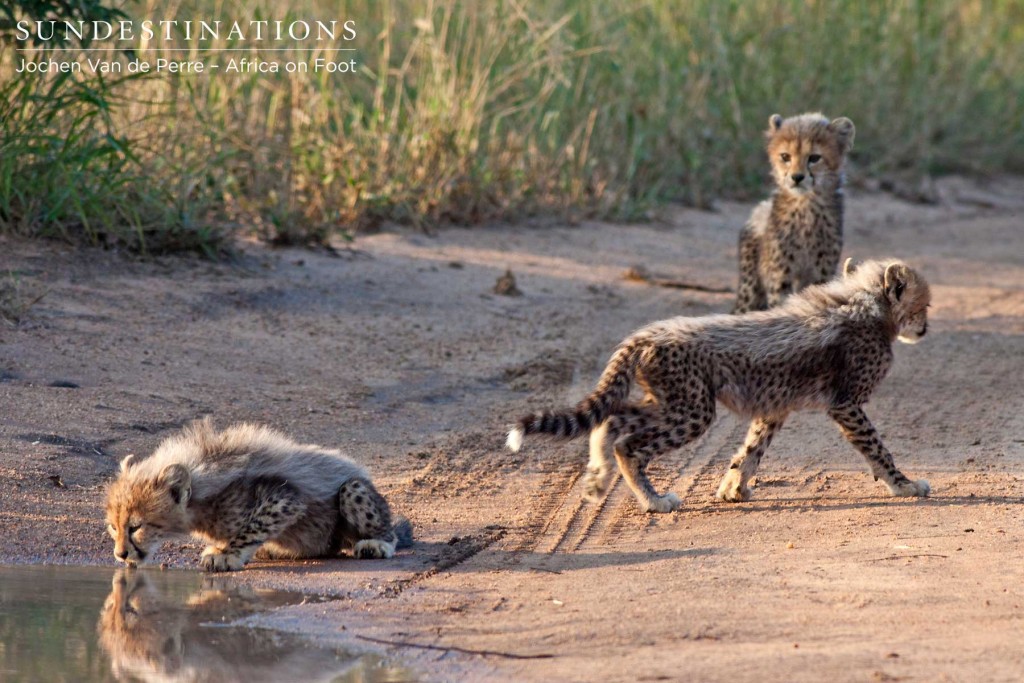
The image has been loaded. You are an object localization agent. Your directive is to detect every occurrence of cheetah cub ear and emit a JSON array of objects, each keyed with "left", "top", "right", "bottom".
[
  {"left": 843, "top": 257, "right": 856, "bottom": 277},
  {"left": 767, "top": 113, "right": 784, "bottom": 133},
  {"left": 883, "top": 263, "right": 909, "bottom": 303},
  {"left": 828, "top": 117, "right": 856, "bottom": 151},
  {"left": 158, "top": 464, "right": 192, "bottom": 506},
  {"left": 119, "top": 454, "right": 136, "bottom": 473}
]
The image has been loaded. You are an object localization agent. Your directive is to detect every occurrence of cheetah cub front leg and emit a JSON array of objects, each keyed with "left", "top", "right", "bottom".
[
  {"left": 201, "top": 547, "right": 249, "bottom": 572},
  {"left": 734, "top": 223, "right": 768, "bottom": 314},
  {"left": 717, "top": 417, "right": 784, "bottom": 503},
  {"left": 829, "top": 405, "right": 930, "bottom": 498},
  {"left": 201, "top": 484, "right": 307, "bottom": 572}
]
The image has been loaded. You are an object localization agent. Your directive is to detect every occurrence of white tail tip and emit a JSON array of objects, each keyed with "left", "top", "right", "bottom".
[{"left": 506, "top": 427, "right": 524, "bottom": 452}]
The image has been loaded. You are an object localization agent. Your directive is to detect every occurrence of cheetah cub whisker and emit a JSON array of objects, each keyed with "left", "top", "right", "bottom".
[
  {"left": 106, "top": 418, "right": 413, "bottom": 571},
  {"left": 508, "top": 259, "right": 931, "bottom": 513},
  {"left": 734, "top": 112, "right": 855, "bottom": 313}
]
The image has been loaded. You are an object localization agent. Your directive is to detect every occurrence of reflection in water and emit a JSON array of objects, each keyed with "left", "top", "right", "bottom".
[{"left": 0, "top": 565, "right": 413, "bottom": 682}]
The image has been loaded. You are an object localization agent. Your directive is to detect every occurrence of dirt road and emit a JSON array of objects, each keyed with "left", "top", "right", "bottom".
[{"left": 1, "top": 177, "right": 1022, "bottom": 681}]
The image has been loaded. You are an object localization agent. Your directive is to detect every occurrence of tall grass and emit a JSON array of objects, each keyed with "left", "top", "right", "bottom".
[
  {"left": 0, "top": 66, "right": 223, "bottom": 254},
  {"left": 1, "top": 0, "right": 1022, "bottom": 251}
]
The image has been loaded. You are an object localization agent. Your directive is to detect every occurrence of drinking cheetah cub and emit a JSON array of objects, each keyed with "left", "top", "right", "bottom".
[
  {"left": 508, "top": 259, "right": 931, "bottom": 513},
  {"left": 106, "top": 419, "right": 412, "bottom": 571},
  {"left": 734, "top": 112, "right": 856, "bottom": 313}
]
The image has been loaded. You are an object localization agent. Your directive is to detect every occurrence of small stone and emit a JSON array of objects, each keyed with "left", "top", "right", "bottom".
[
  {"left": 623, "top": 264, "right": 652, "bottom": 282},
  {"left": 493, "top": 269, "right": 522, "bottom": 297}
]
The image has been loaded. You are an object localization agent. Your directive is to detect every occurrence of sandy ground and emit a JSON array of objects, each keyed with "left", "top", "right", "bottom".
[{"left": 1, "top": 176, "right": 1023, "bottom": 682}]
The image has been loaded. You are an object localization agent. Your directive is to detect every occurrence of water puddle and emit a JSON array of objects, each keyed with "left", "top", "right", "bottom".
[{"left": 0, "top": 565, "right": 415, "bottom": 682}]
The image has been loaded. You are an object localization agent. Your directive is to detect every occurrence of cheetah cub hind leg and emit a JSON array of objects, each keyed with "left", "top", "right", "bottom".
[
  {"left": 353, "top": 517, "right": 414, "bottom": 559},
  {"left": 354, "top": 538, "right": 396, "bottom": 559},
  {"left": 583, "top": 422, "right": 615, "bottom": 503},
  {"left": 338, "top": 479, "right": 413, "bottom": 560}
]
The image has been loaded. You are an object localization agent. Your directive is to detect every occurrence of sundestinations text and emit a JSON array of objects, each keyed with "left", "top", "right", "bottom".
[{"left": 15, "top": 20, "right": 356, "bottom": 43}]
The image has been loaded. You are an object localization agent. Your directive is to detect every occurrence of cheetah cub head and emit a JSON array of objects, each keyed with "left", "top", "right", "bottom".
[
  {"left": 765, "top": 112, "right": 855, "bottom": 196},
  {"left": 883, "top": 262, "right": 931, "bottom": 344},
  {"left": 846, "top": 259, "right": 931, "bottom": 344},
  {"left": 106, "top": 455, "right": 192, "bottom": 567}
]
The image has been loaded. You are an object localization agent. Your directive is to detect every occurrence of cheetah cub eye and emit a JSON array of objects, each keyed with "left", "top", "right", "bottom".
[
  {"left": 779, "top": 152, "right": 791, "bottom": 163},
  {"left": 808, "top": 154, "right": 821, "bottom": 163}
]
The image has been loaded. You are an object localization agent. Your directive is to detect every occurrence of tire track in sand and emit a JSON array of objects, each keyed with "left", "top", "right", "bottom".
[
  {"left": 518, "top": 415, "right": 748, "bottom": 555},
  {"left": 591, "top": 414, "right": 746, "bottom": 546}
]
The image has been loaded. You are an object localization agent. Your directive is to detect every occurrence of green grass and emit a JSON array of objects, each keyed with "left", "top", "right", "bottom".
[{"left": 1, "top": 0, "right": 1022, "bottom": 252}]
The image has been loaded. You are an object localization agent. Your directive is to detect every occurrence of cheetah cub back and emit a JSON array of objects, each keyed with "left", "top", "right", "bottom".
[{"left": 734, "top": 112, "right": 855, "bottom": 313}]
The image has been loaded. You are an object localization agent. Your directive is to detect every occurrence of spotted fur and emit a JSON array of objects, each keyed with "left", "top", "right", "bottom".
[
  {"left": 509, "top": 260, "right": 931, "bottom": 513},
  {"left": 734, "top": 112, "right": 855, "bottom": 313},
  {"left": 105, "top": 419, "right": 412, "bottom": 571}
]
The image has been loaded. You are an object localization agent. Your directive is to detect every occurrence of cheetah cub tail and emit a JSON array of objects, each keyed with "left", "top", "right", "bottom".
[
  {"left": 506, "top": 426, "right": 525, "bottom": 452},
  {"left": 506, "top": 342, "right": 639, "bottom": 452},
  {"left": 392, "top": 516, "right": 415, "bottom": 549}
]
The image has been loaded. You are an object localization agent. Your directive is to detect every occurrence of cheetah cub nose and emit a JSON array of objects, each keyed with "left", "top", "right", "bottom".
[{"left": 791, "top": 173, "right": 805, "bottom": 185}]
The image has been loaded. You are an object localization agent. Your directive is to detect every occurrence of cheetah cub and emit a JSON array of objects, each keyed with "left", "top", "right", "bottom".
[
  {"left": 106, "top": 419, "right": 412, "bottom": 571},
  {"left": 734, "top": 112, "right": 855, "bottom": 313},
  {"left": 508, "top": 259, "right": 931, "bottom": 513}
]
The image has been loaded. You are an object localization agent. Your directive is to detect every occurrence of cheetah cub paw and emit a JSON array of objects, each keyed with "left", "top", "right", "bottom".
[
  {"left": 716, "top": 471, "right": 752, "bottom": 503},
  {"left": 354, "top": 539, "right": 396, "bottom": 559},
  {"left": 583, "top": 466, "right": 612, "bottom": 503},
  {"left": 645, "top": 492, "right": 681, "bottom": 514},
  {"left": 887, "top": 479, "right": 930, "bottom": 498},
  {"left": 200, "top": 548, "right": 246, "bottom": 572}
]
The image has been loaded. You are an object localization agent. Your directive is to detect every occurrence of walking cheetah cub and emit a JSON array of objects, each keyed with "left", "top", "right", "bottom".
[
  {"left": 106, "top": 419, "right": 412, "bottom": 571},
  {"left": 508, "top": 259, "right": 931, "bottom": 513},
  {"left": 734, "top": 112, "right": 855, "bottom": 313}
]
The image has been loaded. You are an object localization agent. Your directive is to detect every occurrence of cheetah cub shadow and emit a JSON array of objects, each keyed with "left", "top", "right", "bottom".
[{"left": 105, "top": 418, "right": 413, "bottom": 571}]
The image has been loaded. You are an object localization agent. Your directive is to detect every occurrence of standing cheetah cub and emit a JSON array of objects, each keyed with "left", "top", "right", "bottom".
[
  {"left": 734, "top": 112, "right": 855, "bottom": 313},
  {"left": 508, "top": 259, "right": 931, "bottom": 513},
  {"left": 106, "top": 419, "right": 412, "bottom": 571}
]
